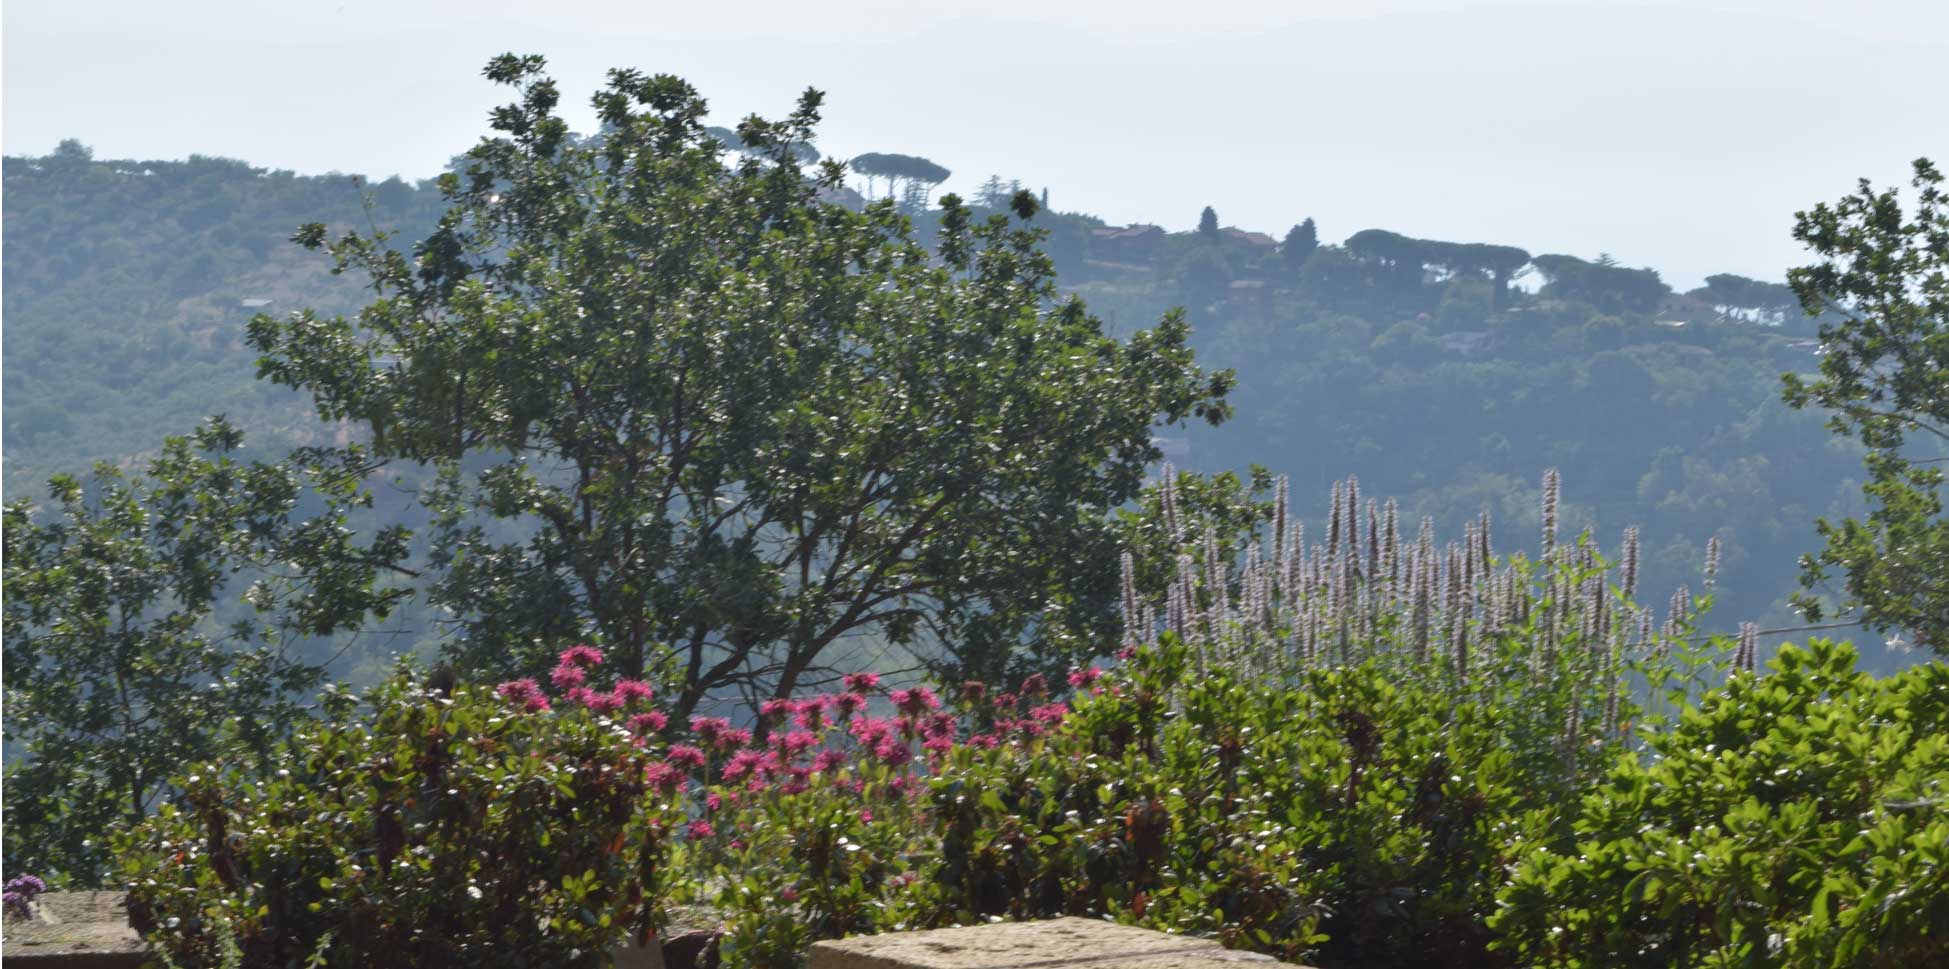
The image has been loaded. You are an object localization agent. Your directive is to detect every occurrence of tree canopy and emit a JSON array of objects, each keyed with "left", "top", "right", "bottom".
[
  {"left": 848, "top": 151, "right": 950, "bottom": 204},
  {"left": 1282, "top": 218, "right": 1319, "bottom": 271},
  {"left": 1198, "top": 205, "right": 1220, "bottom": 237},
  {"left": 1782, "top": 158, "right": 1949, "bottom": 653},
  {"left": 1531, "top": 253, "right": 1670, "bottom": 316},
  {"left": 246, "top": 55, "right": 1232, "bottom": 718}
]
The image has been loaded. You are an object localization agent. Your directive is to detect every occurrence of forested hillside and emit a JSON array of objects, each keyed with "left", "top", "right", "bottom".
[
  {"left": 2, "top": 141, "right": 447, "bottom": 489},
  {"left": 0, "top": 140, "right": 1892, "bottom": 671}
]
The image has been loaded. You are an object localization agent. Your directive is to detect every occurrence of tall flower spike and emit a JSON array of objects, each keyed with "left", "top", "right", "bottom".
[
  {"left": 1600, "top": 643, "right": 1621, "bottom": 736},
  {"left": 1541, "top": 468, "right": 1561, "bottom": 557},
  {"left": 1283, "top": 520, "right": 1304, "bottom": 602},
  {"left": 1417, "top": 517, "right": 1437, "bottom": 584},
  {"left": 1173, "top": 553, "right": 1199, "bottom": 641},
  {"left": 1160, "top": 463, "right": 1181, "bottom": 543},
  {"left": 1366, "top": 500, "right": 1382, "bottom": 586},
  {"left": 1704, "top": 535, "right": 1722, "bottom": 590},
  {"left": 1411, "top": 549, "right": 1433, "bottom": 662},
  {"left": 1477, "top": 507, "right": 1494, "bottom": 571},
  {"left": 1621, "top": 526, "right": 1640, "bottom": 601},
  {"left": 1272, "top": 474, "right": 1290, "bottom": 568},
  {"left": 1345, "top": 475, "right": 1361, "bottom": 558},
  {"left": 1119, "top": 551, "right": 1139, "bottom": 648},
  {"left": 1736, "top": 621, "right": 1759, "bottom": 673},
  {"left": 1327, "top": 479, "right": 1344, "bottom": 552},
  {"left": 1204, "top": 524, "right": 1228, "bottom": 620},
  {"left": 1383, "top": 498, "right": 1401, "bottom": 584}
]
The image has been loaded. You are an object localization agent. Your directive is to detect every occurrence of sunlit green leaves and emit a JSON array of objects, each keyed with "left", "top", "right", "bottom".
[{"left": 1491, "top": 639, "right": 1949, "bottom": 967}]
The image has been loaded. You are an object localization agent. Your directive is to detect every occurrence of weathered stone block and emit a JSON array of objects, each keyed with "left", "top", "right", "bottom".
[
  {"left": 808, "top": 917, "right": 1314, "bottom": 969},
  {"left": 2, "top": 891, "right": 147, "bottom": 968}
]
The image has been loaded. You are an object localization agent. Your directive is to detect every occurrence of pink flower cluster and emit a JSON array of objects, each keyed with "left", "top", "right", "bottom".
[
  {"left": 503, "top": 646, "right": 667, "bottom": 721},
  {"left": 497, "top": 655, "right": 1090, "bottom": 819}
]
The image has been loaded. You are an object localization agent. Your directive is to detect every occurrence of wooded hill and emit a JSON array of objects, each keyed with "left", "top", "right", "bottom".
[{"left": 1, "top": 141, "right": 1889, "bottom": 672}]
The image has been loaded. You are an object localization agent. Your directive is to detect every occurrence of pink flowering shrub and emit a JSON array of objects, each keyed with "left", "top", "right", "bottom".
[
  {"left": 115, "top": 651, "right": 679, "bottom": 968},
  {"left": 117, "top": 634, "right": 1661, "bottom": 969}
]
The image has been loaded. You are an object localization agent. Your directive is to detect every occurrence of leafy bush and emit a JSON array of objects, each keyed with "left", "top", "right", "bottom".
[
  {"left": 1491, "top": 638, "right": 1949, "bottom": 967},
  {"left": 115, "top": 653, "right": 675, "bottom": 968},
  {"left": 116, "top": 471, "right": 1740, "bottom": 969},
  {"left": 911, "top": 638, "right": 1569, "bottom": 968}
]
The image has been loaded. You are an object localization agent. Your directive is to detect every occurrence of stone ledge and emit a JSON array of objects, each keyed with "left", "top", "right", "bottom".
[
  {"left": 2, "top": 892, "right": 147, "bottom": 969},
  {"left": 809, "top": 918, "right": 1314, "bottom": 969},
  {"left": 4, "top": 893, "right": 730, "bottom": 968}
]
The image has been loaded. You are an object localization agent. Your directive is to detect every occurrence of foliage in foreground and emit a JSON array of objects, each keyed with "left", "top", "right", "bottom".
[
  {"left": 1492, "top": 638, "right": 1949, "bottom": 968},
  {"left": 119, "top": 640, "right": 1572, "bottom": 969},
  {"left": 111, "top": 471, "right": 1645, "bottom": 967},
  {"left": 114, "top": 656, "right": 669, "bottom": 969},
  {"left": 2, "top": 419, "right": 409, "bottom": 883},
  {"left": 116, "top": 635, "right": 1949, "bottom": 969}
]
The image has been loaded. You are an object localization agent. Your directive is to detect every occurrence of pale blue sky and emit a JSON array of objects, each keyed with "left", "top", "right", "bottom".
[{"left": 6, "top": 0, "right": 1945, "bottom": 287}]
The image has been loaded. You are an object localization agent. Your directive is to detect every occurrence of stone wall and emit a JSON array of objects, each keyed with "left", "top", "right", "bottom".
[{"left": 5, "top": 896, "right": 1316, "bottom": 969}]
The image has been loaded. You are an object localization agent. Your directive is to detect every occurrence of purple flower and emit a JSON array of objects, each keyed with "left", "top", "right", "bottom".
[{"left": 3, "top": 875, "right": 47, "bottom": 920}]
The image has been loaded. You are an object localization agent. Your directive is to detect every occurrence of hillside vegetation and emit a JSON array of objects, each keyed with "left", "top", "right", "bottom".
[{"left": 2, "top": 139, "right": 1876, "bottom": 666}]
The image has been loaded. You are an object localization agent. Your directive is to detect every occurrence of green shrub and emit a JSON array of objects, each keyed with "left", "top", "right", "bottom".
[
  {"left": 114, "top": 665, "right": 676, "bottom": 968},
  {"left": 1491, "top": 638, "right": 1949, "bottom": 968},
  {"left": 907, "top": 637, "right": 1572, "bottom": 968}
]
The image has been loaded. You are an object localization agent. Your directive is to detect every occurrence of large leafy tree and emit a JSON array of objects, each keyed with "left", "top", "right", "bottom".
[
  {"left": 248, "top": 55, "right": 1232, "bottom": 718},
  {"left": 1, "top": 419, "right": 409, "bottom": 882},
  {"left": 1783, "top": 158, "right": 1949, "bottom": 653}
]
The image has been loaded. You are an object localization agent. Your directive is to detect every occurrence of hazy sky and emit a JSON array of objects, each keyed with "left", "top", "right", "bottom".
[{"left": 6, "top": 0, "right": 1946, "bottom": 288}]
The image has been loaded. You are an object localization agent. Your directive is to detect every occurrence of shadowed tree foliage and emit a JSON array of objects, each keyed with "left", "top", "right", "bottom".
[
  {"left": 1198, "top": 205, "right": 1220, "bottom": 238},
  {"left": 848, "top": 152, "right": 949, "bottom": 204},
  {"left": 1530, "top": 253, "right": 1671, "bottom": 317},
  {"left": 1783, "top": 158, "right": 1949, "bottom": 653},
  {"left": 246, "top": 55, "right": 1232, "bottom": 719},
  {"left": 1695, "top": 273, "right": 1797, "bottom": 321},
  {"left": 1281, "top": 218, "right": 1319, "bottom": 273}
]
